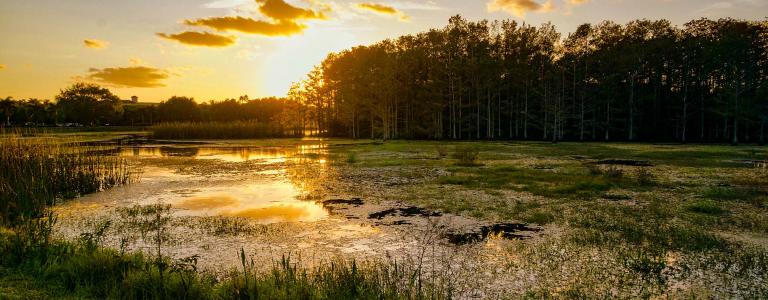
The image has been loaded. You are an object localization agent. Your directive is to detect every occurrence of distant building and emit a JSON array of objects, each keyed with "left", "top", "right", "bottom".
[{"left": 121, "top": 96, "right": 140, "bottom": 105}]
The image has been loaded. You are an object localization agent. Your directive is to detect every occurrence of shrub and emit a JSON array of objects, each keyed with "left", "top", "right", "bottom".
[
  {"left": 345, "top": 152, "right": 358, "bottom": 164},
  {"left": 635, "top": 167, "right": 655, "bottom": 185},
  {"left": 435, "top": 145, "right": 449, "bottom": 158},
  {"left": 452, "top": 146, "right": 481, "bottom": 166},
  {"left": 585, "top": 164, "right": 603, "bottom": 176},
  {"left": 603, "top": 166, "right": 624, "bottom": 179}
]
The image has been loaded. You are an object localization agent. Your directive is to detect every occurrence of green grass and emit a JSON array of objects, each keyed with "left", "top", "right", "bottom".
[
  {"left": 685, "top": 200, "right": 727, "bottom": 215},
  {"left": 438, "top": 165, "right": 619, "bottom": 199}
]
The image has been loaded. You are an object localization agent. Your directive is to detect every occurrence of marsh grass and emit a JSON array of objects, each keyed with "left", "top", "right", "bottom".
[
  {"left": 151, "top": 121, "right": 297, "bottom": 140},
  {"left": 0, "top": 132, "right": 135, "bottom": 224}
]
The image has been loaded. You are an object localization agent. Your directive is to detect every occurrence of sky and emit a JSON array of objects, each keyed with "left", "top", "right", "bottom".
[{"left": 0, "top": 0, "right": 766, "bottom": 102}]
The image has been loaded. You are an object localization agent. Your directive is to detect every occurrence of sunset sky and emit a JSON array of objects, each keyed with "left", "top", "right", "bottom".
[{"left": 1, "top": 0, "right": 766, "bottom": 102}]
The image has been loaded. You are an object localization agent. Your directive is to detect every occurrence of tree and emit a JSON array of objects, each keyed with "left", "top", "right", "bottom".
[
  {"left": 55, "top": 83, "right": 122, "bottom": 125},
  {"left": 156, "top": 96, "right": 200, "bottom": 122}
]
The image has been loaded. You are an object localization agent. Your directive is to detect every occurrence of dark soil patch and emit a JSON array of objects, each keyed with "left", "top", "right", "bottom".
[
  {"left": 445, "top": 223, "right": 542, "bottom": 245},
  {"left": 596, "top": 159, "right": 653, "bottom": 166},
  {"left": 322, "top": 198, "right": 364, "bottom": 207},
  {"left": 368, "top": 206, "right": 442, "bottom": 219}
]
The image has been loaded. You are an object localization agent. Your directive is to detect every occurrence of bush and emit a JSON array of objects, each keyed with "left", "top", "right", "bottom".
[
  {"left": 452, "top": 146, "right": 481, "bottom": 166},
  {"left": 635, "top": 167, "right": 655, "bottom": 185},
  {"left": 345, "top": 152, "right": 358, "bottom": 164},
  {"left": 435, "top": 145, "right": 449, "bottom": 158},
  {"left": 603, "top": 166, "right": 624, "bottom": 179}
]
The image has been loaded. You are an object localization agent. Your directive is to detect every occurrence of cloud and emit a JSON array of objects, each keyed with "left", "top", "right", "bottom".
[
  {"left": 256, "top": 0, "right": 328, "bottom": 21},
  {"left": 203, "top": 0, "right": 251, "bottom": 8},
  {"left": 355, "top": 3, "right": 410, "bottom": 21},
  {"left": 0, "top": 64, "right": 5, "bottom": 70},
  {"left": 487, "top": 0, "right": 553, "bottom": 18},
  {"left": 85, "top": 65, "right": 170, "bottom": 88},
  {"left": 156, "top": 31, "right": 237, "bottom": 47},
  {"left": 184, "top": 16, "right": 307, "bottom": 36},
  {"left": 83, "top": 39, "right": 108, "bottom": 49},
  {"left": 566, "top": 0, "right": 589, "bottom": 5}
]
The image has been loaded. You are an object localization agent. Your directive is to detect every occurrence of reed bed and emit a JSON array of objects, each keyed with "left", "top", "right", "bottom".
[
  {"left": 0, "top": 132, "right": 135, "bottom": 224},
  {"left": 150, "top": 121, "right": 298, "bottom": 140}
]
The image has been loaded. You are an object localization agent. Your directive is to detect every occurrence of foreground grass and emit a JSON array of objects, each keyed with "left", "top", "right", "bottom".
[{"left": 0, "top": 221, "right": 452, "bottom": 300}]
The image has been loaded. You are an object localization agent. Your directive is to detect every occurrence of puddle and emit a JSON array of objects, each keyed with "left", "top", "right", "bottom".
[{"left": 445, "top": 223, "right": 542, "bottom": 245}]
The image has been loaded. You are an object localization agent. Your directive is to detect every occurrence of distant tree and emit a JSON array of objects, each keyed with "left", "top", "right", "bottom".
[
  {"left": 55, "top": 83, "right": 122, "bottom": 125},
  {"left": 157, "top": 96, "right": 200, "bottom": 122}
]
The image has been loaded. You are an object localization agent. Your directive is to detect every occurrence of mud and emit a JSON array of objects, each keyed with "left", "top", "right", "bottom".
[
  {"left": 595, "top": 159, "right": 653, "bottom": 166},
  {"left": 445, "top": 223, "right": 542, "bottom": 245},
  {"left": 369, "top": 206, "right": 443, "bottom": 219}
]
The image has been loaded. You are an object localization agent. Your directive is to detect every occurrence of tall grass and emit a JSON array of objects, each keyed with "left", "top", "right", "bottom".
[
  {"left": 151, "top": 121, "right": 299, "bottom": 140},
  {"left": 0, "top": 132, "right": 135, "bottom": 224}
]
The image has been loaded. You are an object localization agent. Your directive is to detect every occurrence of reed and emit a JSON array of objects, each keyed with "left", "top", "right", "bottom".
[
  {"left": 0, "top": 131, "right": 135, "bottom": 224},
  {"left": 150, "top": 121, "right": 298, "bottom": 140}
]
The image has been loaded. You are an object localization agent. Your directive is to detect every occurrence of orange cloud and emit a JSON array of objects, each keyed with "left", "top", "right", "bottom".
[
  {"left": 184, "top": 16, "right": 307, "bottom": 36},
  {"left": 256, "top": 0, "right": 327, "bottom": 21},
  {"left": 156, "top": 31, "right": 236, "bottom": 47},
  {"left": 487, "top": 0, "right": 553, "bottom": 18},
  {"left": 85, "top": 66, "right": 169, "bottom": 88},
  {"left": 356, "top": 3, "right": 410, "bottom": 21},
  {"left": 83, "top": 39, "right": 108, "bottom": 49},
  {"left": 0, "top": 64, "right": 5, "bottom": 70},
  {"left": 567, "top": 0, "right": 589, "bottom": 4}
]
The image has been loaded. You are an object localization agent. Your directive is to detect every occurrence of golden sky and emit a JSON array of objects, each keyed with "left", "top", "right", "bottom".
[{"left": 0, "top": 0, "right": 765, "bottom": 102}]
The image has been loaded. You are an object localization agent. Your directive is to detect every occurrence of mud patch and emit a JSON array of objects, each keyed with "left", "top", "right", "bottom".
[
  {"left": 595, "top": 159, "right": 653, "bottom": 166},
  {"left": 322, "top": 198, "right": 364, "bottom": 207},
  {"left": 445, "top": 223, "right": 542, "bottom": 245},
  {"left": 369, "top": 206, "right": 442, "bottom": 219}
]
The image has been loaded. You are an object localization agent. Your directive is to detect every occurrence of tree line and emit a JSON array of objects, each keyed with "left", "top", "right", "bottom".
[
  {"left": 0, "top": 84, "right": 297, "bottom": 130},
  {"left": 293, "top": 16, "right": 768, "bottom": 143},
  {"left": 3, "top": 16, "right": 767, "bottom": 143}
]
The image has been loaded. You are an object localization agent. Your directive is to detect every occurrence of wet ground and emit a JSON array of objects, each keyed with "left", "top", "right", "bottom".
[
  {"left": 49, "top": 139, "right": 768, "bottom": 297},
  {"left": 53, "top": 139, "right": 540, "bottom": 295}
]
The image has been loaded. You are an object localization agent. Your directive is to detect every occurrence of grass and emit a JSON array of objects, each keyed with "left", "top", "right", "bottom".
[
  {"left": 438, "top": 165, "right": 620, "bottom": 199},
  {"left": 150, "top": 121, "right": 298, "bottom": 140},
  {"left": 0, "top": 217, "right": 457, "bottom": 299},
  {"left": 0, "top": 132, "right": 135, "bottom": 224}
]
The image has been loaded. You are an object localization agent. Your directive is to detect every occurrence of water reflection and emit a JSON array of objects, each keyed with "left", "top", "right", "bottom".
[
  {"left": 172, "top": 182, "right": 328, "bottom": 224},
  {"left": 118, "top": 145, "right": 326, "bottom": 163}
]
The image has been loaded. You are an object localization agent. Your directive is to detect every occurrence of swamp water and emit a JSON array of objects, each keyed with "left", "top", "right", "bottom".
[{"left": 53, "top": 141, "right": 539, "bottom": 296}]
